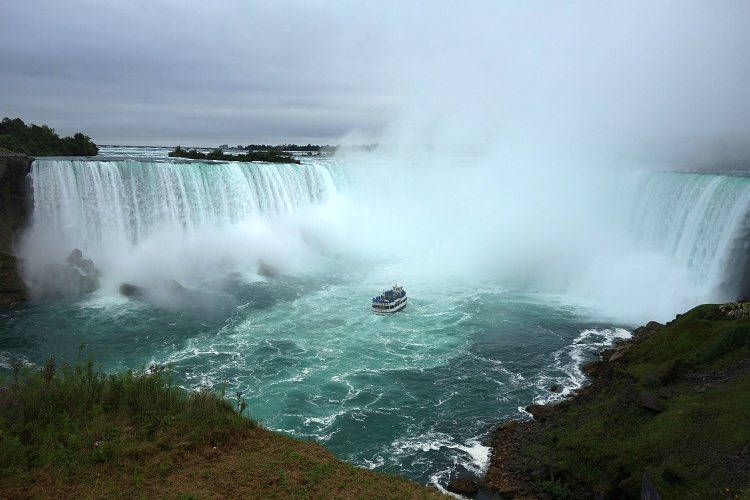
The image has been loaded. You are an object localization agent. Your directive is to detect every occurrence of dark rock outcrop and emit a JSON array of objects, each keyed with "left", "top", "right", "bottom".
[
  {"left": 481, "top": 421, "right": 537, "bottom": 499},
  {"left": 631, "top": 320, "right": 665, "bottom": 339},
  {"left": 31, "top": 249, "right": 101, "bottom": 300},
  {"left": 640, "top": 390, "right": 664, "bottom": 412},
  {"left": 119, "top": 283, "right": 143, "bottom": 297},
  {"left": 40, "top": 263, "right": 100, "bottom": 298},
  {"left": 119, "top": 279, "right": 186, "bottom": 300},
  {"left": 65, "top": 248, "right": 83, "bottom": 266},
  {"left": 257, "top": 261, "right": 277, "bottom": 278},
  {"left": 446, "top": 477, "right": 479, "bottom": 496},
  {"left": 0, "top": 153, "right": 33, "bottom": 255},
  {"left": 524, "top": 404, "right": 555, "bottom": 422},
  {"left": 0, "top": 154, "right": 34, "bottom": 305},
  {"left": 0, "top": 252, "right": 26, "bottom": 305}
]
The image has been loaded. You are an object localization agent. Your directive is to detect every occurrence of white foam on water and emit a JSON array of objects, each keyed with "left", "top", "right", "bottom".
[
  {"left": 530, "top": 327, "right": 631, "bottom": 408},
  {"left": 0, "top": 351, "right": 30, "bottom": 370},
  {"left": 384, "top": 430, "right": 491, "bottom": 492}
]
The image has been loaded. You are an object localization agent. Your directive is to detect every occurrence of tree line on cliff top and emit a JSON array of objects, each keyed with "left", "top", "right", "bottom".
[
  {"left": 168, "top": 145, "right": 301, "bottom": 164},
  {"left": 0, "top": 117, "right": 98, "bottom": 156}
]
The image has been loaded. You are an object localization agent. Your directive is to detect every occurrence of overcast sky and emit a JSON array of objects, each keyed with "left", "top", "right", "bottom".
[{"left": 1, "top": 1, "right": 749, "bottom": 150}]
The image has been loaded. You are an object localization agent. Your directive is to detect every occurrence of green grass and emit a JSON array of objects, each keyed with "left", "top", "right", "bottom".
[
  {"left": 517, "top": 304, "right": 750, "bottom": 499},
  {"left": 0, "top": 349, "right": 250, "bottom": 475},
  {"left": 0, "top": 346, "right": 444, "bottom": 499}
]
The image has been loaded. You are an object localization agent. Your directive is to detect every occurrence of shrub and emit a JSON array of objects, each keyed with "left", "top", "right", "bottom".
[
  {"left": 696, "top": 324, "right": 750, "bottom": 363},
  {"left": 0, "top": 352, "right": 253, "bottom": 471}
]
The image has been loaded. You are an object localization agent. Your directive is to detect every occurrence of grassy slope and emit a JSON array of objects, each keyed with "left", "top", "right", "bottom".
[
  {"left": 486, "top": 303, "right": 750, "bottom": 499},
  {"left": 7, "top": 427, "right": 443, "bottom": 499},
  {"left": 0, "top": 355, "right": 444, "bottom": 499}
]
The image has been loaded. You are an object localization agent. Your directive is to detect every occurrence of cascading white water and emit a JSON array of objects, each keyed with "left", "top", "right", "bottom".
[
  {"left": 562, "top": 169, "right": 750, "bottom": 322},
  {"left": 29, "top": 158, "right": 345, "bottom": 247},
  {"left": 21, "top": 155, "right": 750, "bottom": 322},
  {"left": 22, "top": 157, "right": 349, "bottom": 295},
  {"left": 615, "top": 171, "right": 750, "bottom": 297}
]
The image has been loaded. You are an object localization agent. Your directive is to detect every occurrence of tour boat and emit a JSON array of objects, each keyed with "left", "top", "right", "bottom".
[{"left": 372, "top": 283, "right": 407, "bottom": 314}]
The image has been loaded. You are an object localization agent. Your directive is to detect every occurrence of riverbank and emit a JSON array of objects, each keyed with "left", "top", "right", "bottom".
[
  {"left": 0, "top": 355, "right": 445, "bottom": 499},
  {"left": 482, "top": 303, "right": 750, "bottom": 499}
]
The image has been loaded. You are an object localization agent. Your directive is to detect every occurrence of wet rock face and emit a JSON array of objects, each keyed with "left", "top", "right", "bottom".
[
  {"left": 120, "top": 280, "right": 184, "bottom": 298},
  {"left": 0, "top": 155, "right": 35, "bottom": 305},
  {"left": 39, "top": 262, "right": 100, "bottom": 298},
  {"left": 119, "top": 283, "right": 142, "bottom": 297},
  {"left": 65, "top": 249, "right": 83, "bottom": 266},
  {"left": 28, "top": 249, "right": 101, "bottom": 300},
  {"left": 525, "top": 404, "right": 555, "bottom": 422},
  {"left": 0, "top": 154, "right": 33, "bottom": 254},
  {"left": 447, "top": 477, "right": 479, "bottom": 496},
  {"left": 257, "top": 261, "right": 277, "bottom": 278},
  {"left": 640, "top": 390, "right": 664, "bottom": 412},
  {"left": 0, "top": 252, "right": 26, "bottom": 305}
]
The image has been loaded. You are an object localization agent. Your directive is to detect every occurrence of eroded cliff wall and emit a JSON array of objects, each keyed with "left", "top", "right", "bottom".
[
  {"left": 0, "top": 153, "right": 33, "bottom": 305},
  {"left": 0, "top": 153, "right": 33, "bottom": 253}
]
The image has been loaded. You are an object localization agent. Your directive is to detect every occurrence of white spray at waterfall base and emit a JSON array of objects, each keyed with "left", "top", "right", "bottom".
[
  {"left": 22, "top": 151, "right": 750, "bottom": 324},
  {"left": 21, "top": 158, "right": 347, "bottom": 301}
]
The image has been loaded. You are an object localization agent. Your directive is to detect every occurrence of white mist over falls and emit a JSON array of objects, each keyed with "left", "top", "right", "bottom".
[
  {"left": 23, "top": 152, "right": 750, "bottom": 323},
  {"left": 3, "top": 147, "right": 750, "bottom": 489}
]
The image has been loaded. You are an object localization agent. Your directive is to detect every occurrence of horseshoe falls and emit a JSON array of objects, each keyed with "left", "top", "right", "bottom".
[{"left": 3, "top": 148, "right": 750, "bottom": 491}]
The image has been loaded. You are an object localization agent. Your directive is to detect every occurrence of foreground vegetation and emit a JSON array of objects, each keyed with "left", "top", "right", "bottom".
[
  {"left": 0, "top": 347, "right": 443, "bottom": 499},
  {"left": 0, "top": 117, "right": 98, "bottom": 156},
  {"left": 168, "top": 146, "right": 301, "bottom": 164},
  {"left": 486, "top": 303, "right": 750, "bottom": 499}
]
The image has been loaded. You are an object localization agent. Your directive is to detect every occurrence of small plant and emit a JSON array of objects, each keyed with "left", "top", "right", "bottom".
[
  {"left": 90, "top": 441, "right": 110, "bottom": 463},
  {"left": 40, "top": 357, "right": 55, "bottom": 386},
  {"left": 11, "top": 359, "right": 24, "bottom": 383},
  {"left": 235, "top": 391, "right": 247, "bottom": 416},
  {"left": 536, "top": 479, "right": 574, "bottom": 499},
  {"left": 159, "top": 461, "right": 170, "bottom": 478},
  {"left": 306, "top": 462, "right": 330, "bottom": 487}
]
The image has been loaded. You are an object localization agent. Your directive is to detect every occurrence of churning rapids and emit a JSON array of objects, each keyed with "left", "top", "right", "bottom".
[{"left": 3, "top": 145, "right": 750, "bottom": 491}]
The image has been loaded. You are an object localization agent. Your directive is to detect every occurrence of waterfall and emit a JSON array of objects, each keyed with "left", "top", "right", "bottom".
[
  {"left": 614, "top": 170, "right": 750, "bottom": 301},
  {"left": 29, "top": 158, "right": 346, "bottom": 249},
  {"left": 20, "top": 155, "right": 750, "bottom": 318},
  {"left": 22, "top": 157, "right": 348, "bottom": 293}
]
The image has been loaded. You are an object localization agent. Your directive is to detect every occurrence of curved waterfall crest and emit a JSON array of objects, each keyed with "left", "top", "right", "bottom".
[
  {"left": 615, "top": 171, "right": 750, "bottom": 299},
  {"left": 21, "top": 158, "right": 750, "bottom": 311},
  {"left": 29, "top": 158, "right": 347, "bottom": 249}
]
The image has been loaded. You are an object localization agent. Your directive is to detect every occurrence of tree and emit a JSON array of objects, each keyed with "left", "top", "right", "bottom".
[{"left": 0, "top": 117, "right": 98, "bottom": 156}]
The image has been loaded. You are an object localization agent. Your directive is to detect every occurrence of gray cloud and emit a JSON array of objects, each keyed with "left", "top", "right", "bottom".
[{"left": 1, "top": 1, "right": 749, "bottom": 151}]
